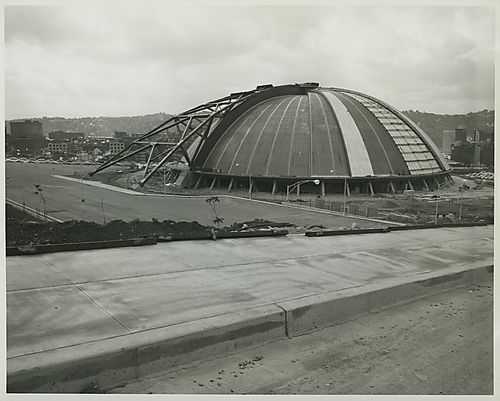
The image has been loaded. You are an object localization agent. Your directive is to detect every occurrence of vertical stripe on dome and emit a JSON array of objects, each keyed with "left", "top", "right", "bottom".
[
  {"left": 264, "top": 96, "right": 298, "bottom": 175},
  {"left": 319, "top": 90, "right": 374, "bottom": 177},
  {"left": 314, "top": 93, "right": 351, "bottom": 176},
  {"left": 209, "top": 106, "right": 259, "bottom": 171},
  {"left": 245, "top": 97, "right": 292, "bottom": 175},
  {"left": 287, "top": 96, "right": 304, "bottom": 176},
  {"left": 227, "top": 101, "right": 277, "bottom": 175},
  {"left": 312, "top": 92, "right": 336, "bottom": 174}
]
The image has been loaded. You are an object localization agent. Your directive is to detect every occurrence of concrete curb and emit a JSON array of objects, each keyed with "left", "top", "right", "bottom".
[
  {"left": 280, "top": 264, "right": 493, "bottom": 337},
  {"left": 7, "top": 305, "right": 286, "bottom": 393},
  {"left": 6, "top": 263, "right": 492, "bottom": 393},
  {"left": 305, "top": 222, "right": 491, "bottom": 237}
]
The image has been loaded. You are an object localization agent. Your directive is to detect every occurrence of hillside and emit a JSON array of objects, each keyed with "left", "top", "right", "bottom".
[
  {"left": 401, "top": 110, "right": 494, "bottom": 146},
  {"left": 7, "top": 113, "right": 172, "bottom": 137},
  {"left": 6, "top": 110, "right": 494, "bottom": 146}
]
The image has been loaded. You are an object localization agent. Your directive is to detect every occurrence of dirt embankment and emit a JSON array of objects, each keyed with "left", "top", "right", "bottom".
[{"left": 5, "top": 204, "right": 294, "bottom": 246}]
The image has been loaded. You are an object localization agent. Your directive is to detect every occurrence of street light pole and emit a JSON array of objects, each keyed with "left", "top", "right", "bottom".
[
  {"left": 286, "top": 179, "right": 320, "bottom": 201},
  {"left": 458, "top": 189, "right": 463, "bottom": 222}
]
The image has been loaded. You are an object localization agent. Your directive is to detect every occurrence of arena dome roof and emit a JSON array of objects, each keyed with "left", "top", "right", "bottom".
[
  {"left": 91, "top": 82, "right": 451, "bottom": 194},
  {"left": 192, "top": 83, "right": 449, "bottom": 180}
]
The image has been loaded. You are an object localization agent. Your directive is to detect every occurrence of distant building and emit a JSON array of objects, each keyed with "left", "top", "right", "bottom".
[
  {"left": 114, "top": 131, "right": 128, "bottom": 140},
  {"left": 114, "top": 131, "right": 140, "bottom": 145},
  {"left": 48, "top": 130, "right": 85, "bottom": 142},
  {"left": 471, "top": 129, "right": 481, "bottom": 166},
  {"left": 76, "top": 151, "right": 90, "bottom": 161},
  {"left": 86, "top": 135, "right": 114, "bottom": 141},
  {"left": 454, "top": 127, "right": 466, "bottom": 144},
  {"left": 10, "top": 120, "right": 44, "bottom": 155},
  {"left": 471, "top": 128, "right": 481, "bottom": 143},
  {"left": 442, "top": 130, "right": 455, "bottom": 155},
  {"left": 47, "top": 141, "right": 70, "bottom": 154},
  {"left": 110, "top": 142, "right": 126, "bottom": 154},
  {"left": 5, "top": 123, "right": 11, "bottom": 153}
]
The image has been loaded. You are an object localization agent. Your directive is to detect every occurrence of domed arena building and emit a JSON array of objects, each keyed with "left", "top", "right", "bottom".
[{"left": 92, "top": 83, "right": 452, "bottom": 196}]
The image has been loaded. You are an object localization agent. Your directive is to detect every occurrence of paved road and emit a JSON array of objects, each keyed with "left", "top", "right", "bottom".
[
  {"left": 111, "top": 278, "right": 492, "bottom": 395},
  {"left": 7, "top": 226, "right": 493, "bottom": 359},
  {"left": 6, "top": 162, "right": 385, "bottom": 228}
]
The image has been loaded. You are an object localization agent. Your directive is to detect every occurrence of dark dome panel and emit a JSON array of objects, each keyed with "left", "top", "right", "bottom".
[{"left": 193, "top": 83, "right": 449, "bottom": 183}]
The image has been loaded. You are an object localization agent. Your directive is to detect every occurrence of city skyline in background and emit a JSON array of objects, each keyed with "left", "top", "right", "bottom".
[{"left": 5, "top": 3, "right": 495, "bottom": 120}]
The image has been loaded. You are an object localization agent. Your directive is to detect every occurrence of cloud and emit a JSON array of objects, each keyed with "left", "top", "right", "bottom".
[{"left": 5, "top": 4, "right": 495, "bottom": 119}]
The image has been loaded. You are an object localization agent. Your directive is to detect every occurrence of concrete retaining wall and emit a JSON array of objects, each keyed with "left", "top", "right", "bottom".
[
  {"left": 6, "top": 237, "right": 157, "bottom": 256},
  {"left": 305, "top": 222, "right": 490, "bottom": 237}
]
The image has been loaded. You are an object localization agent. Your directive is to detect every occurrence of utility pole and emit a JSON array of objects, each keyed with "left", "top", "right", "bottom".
[
  {"left": 101, "top": 199, "right": 106, "bottom": 225},
  {"left": 434, "top": 180, "right": 443, "bottom": 225},
  {"left": 458, "top": 189, "right": 463, "bottom": 222}
]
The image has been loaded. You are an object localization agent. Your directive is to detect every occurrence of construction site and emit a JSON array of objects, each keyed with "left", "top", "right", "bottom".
[{"left": 5, "top": 82, "right": 494, "bottom": 395}]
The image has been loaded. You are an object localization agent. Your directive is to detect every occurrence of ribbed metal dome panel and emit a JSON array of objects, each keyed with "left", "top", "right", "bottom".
[{"left": 195, "top": 85, "right": 448, "bottom": 179}]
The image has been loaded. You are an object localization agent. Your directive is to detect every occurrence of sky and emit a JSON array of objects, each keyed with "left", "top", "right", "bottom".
[{"left": 4, "top": 2, "right": 496, "bottom": 119}]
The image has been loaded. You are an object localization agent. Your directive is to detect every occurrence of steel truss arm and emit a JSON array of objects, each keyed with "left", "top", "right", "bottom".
[{"left": 89, "top": 89, "right": 257, "bottom": 185}]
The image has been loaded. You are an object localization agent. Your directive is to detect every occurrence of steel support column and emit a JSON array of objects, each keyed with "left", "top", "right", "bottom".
[
  {"left": 368, "top": 181, "right": 375, "bottom": 196},
  {"left": 209, "top": 177, "right": 217, "bottom": 190},
  {"left": 194, "top": 175, "right": 202, "bottom": 189},
  {"left": 423, "top": 178, "right": 430, "bottom": 191},
  {"left": 389, "top": 181, "right": 396, "bottom": 194}
]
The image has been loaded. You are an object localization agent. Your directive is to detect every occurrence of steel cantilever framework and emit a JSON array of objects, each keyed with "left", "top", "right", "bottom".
[{"left": 89, "top": 89, "right": 257, "bottom": 186}]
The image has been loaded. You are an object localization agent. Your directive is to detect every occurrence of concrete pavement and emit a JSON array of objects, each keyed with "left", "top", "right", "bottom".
[
  {"left": 6, "top": 162, "right": 389, "bottom": 228},
  {"left": 6, "top": 225, "right": 493, "bottom": 392},
  {"left": 111, "top": 279, "right": 493, "bottom": 394}
]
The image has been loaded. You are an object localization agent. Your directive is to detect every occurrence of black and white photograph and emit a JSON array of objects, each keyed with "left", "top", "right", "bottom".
[{"left": 3, "top": 0, "right": 495, "bottom": 396}]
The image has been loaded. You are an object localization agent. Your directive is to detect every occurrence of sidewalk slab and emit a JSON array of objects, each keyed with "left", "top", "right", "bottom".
[
  {"left": 8, "top": 305, "right": 285, "bottom": 393},
  {"left": 6, "top": 226, "right": 494, "bottom": 392}
]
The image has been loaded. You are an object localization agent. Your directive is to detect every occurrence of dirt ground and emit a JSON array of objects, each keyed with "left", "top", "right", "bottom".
[
  {"left": 89, "top": 169, "right": 494, "bottom": 225},
  {"left": 110, "top": 278, "right": 493, "bottom": 395}
]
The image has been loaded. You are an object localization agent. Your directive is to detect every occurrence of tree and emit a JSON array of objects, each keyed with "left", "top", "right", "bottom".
[{"left": 206, "top": 196, "right": 224, "bottom": 227}]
